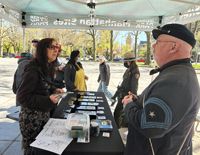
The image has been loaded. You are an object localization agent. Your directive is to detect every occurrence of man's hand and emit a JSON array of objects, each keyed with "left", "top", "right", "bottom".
[
  {"left": 128, "top": 91, "right": 138, "bottom": 102},
  {"left": 122, "top": 95, "right": 133, "bottom": 108}
]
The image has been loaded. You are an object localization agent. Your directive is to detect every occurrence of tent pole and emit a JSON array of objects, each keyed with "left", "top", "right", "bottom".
[
  {"left": 23, "top": 26, "right": 25, "bottom": 53},
  {"left": 0, "top": 18, "right": 3, "bottom": 57}
]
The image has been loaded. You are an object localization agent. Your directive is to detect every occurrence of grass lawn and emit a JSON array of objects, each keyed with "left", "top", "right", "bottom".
[{"left": 192, "top": 64, "right": 200, "bottom": 69}]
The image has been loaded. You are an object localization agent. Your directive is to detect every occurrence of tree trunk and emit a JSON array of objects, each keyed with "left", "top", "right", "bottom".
[
  {"left": 110, "top": 30, "right": 113, "bottom": 61},
  {"left": 134, "top": 31, "right": 139, "bottom": 60},
  {"left": 193, "top": 21, "right": 199, "bottom": 34},
  {"left": 145, "top": 31, "right": 151, "bottom": 65},
  {"left": 188, "top": 23, "right": 192, "bottom": 31},
  {"left": 13, "top": 46, "right": 16, "bottom": 54},
  {"left": 5, "top": 47, "right": 9, "bottom": 53}
]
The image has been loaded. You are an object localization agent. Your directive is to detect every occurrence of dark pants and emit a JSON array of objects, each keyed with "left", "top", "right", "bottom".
[
  {"left": 114, "top": 96, "right": 128, "bottom": 128},
  {"left": 19, "top": 107, "right": 50, "bottom": 155}
]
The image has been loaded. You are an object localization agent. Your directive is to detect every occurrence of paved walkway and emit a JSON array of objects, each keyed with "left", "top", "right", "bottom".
[{"left": 0, "top": 58, "right": 200, "bottom": 155}]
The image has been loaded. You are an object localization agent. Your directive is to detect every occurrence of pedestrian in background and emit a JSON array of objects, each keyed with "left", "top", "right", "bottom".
[
  {"left": 97, "top": 55, "right": 115, "bottom": 105},
  {"left": 64, "top": 50, "right": 88, "bottom": 91},
  {"left": 12, "top": 39, "right": 39, "bottom": 106},
  {"left": 122, "top": 24, "right": 200, "bottom": 155},
  {"left": 113, "top": 52, "right": 140, "bottom": 128},
  {"left": 17, "top": 38, "right": 64, "bottom": 155},
  {"left": 54, "top": 44, "right": 65, "bottom": 89}
]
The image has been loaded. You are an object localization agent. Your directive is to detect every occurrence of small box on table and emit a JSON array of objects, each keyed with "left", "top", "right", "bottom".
[{"left": 65, "top": 113, "right": 90, "bottom": 138}]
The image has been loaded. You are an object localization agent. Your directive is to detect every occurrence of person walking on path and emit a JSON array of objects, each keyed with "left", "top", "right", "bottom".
[
  {"left": 122, "top": 24, "right": 200, "bottom": 155},
  {"left": 97, "top": 55, "right": 115, "bottom": 105},
  {"left": 54, "top": 44, "right": 65, "bottom": 89},
  {"left": 113, "top": 52, "right": 140, "bottom": 128},
  {"left": 17, "top": 38, "right": 64, "bottom": 155},
  {"left": 64, "top": 50, "right": 88, "bottom": 91}
]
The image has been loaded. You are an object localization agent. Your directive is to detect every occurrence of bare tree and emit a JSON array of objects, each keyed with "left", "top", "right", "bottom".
[
  {"left": 87, "top": 30, "right": 98, "bottom": 60},
  {"left": 9, "top": 25, "right": 22, "bottom": 54},
  {"left": 145, "top": 31, "right": 151, "bottom": 66},
  {"left": 0, "top": 19, "right": 11, "bottom": 57},
  {"left": 110, "top": 30, "right": 113, "bottom": 61},
  {"left": 129, "top": 31, "right": 141, "bottom": 60}
]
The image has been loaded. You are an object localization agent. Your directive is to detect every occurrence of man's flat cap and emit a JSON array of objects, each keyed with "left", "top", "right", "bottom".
[
  {"left": 32, "top": 39, "right": 40, "bottom": 43},
  {"left": 152, "top": 24, "right": 196, "bottom": 48}
]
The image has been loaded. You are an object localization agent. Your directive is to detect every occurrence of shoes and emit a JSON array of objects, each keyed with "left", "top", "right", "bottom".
[{"left": 111, "top": 99, "right": 116, "bottom": 106}]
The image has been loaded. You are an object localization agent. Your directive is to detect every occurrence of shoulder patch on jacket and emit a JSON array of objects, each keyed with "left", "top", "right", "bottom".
[
  {"left": 135, "top": 73, "right": 140, "bottom": 79},
  {"left": 141, "top": 97, "right": 172, "bottom": 130}
]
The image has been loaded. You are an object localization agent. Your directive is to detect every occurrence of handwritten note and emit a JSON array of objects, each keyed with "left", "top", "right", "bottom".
[
  {"left": 31, "top": 118, "right": 73, "bottom": 155},
  {"left": 30, "top": 139, "right": 72, "bottom": 155},
  {"left": 43, "top": 118, "right": 66, "bottom": 129}
]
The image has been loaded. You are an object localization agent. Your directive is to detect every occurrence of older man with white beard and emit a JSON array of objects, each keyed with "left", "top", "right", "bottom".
[{"left": 122, "top": 24, "right": 200, "bottom": 155}]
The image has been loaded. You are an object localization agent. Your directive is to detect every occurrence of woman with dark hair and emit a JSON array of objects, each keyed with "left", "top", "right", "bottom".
[
  {"left": 64, "top": 50, "right": 88, "bottom": 91},
  {"left": 17, "top": 38, "right": 64, "bottom": 155},
  {"left": 113, "top": 52, "right": 140, "bottom": 128}
]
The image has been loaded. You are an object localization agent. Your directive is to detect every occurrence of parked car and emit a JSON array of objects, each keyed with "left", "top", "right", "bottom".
[
  {"left": 89, "top": 55, "right": 99, "bottom": 61},
  {"left": 3, "top": 53, "right": 8, "bottom": 58},
  {"left": 14, "top": 55, "right": 21, "bottom": 58},
  {"left": 137, "top": 57, "right": 146, "bottom": 62},
  {"left": 3, "top": 53, "right": 17, "bottom": 58},
  {"left": 66, "top": 56, "right": 70, "bottom": 60},
  {"left": 113, "top": 57, "right": 123, "bottom": 62}
]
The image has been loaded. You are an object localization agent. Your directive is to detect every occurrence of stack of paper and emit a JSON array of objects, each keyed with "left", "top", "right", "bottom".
[{"left": 30, "top": 118, "right": 73, "bottom": 155}]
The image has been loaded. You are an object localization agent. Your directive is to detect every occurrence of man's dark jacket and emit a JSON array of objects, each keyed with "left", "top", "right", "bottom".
[
  {"left": 124, "top": 59, "right": 200, "bottom": 155},
  {"left": 12, "top": 53, "right": 33, "bottom": 106},
  {"left": 97, "top": 61, "right": 110, "bottom": 86}
]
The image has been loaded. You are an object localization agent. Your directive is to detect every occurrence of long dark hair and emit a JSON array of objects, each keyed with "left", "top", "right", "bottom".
[
  {"left": 126, "top": 61, "right": 138, "bottom": 75},
  {"left": 66, "top": 50, "right": 83, "bottom": 70},
  {"left": 34, "top": 38, "right": 57, "bottom": 79}
]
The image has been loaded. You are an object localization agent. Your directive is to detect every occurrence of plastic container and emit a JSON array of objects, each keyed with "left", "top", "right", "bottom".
[{"left": 65, "top": 113, "right": 90, "bottom": 138}]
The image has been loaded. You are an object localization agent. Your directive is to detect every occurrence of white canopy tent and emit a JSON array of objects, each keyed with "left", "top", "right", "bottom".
[{"left": 0, "top": 0, "right": 200, "bottom": 52}]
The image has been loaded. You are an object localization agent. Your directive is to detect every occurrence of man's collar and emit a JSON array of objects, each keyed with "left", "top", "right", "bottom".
[{"left": 150, "top": 58, "right": 190, "bottom": 75}]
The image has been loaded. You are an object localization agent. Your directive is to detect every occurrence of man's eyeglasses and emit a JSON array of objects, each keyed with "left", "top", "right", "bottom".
[
  {"left": 156, "top": 40, "right": 176, "bottom": 44},
  {"left": 47, "top": 45, "right": 59, "bottom": 50}
]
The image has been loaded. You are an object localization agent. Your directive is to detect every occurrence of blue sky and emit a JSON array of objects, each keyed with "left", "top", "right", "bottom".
[{"left": 116, "top": 31, "right": 147, "bottom": 45}]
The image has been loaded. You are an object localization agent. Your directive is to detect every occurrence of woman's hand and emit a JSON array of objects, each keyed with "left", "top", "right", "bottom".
[
  {"left": 74, "top": 88, "right": 79, "bottom": 91},
  {"left": 50, "top": 94, "right": 60, "bottom": 104},
  {"left": 85, "top": 75, "right": 89, "bottom": 81},
  {"left": 54, "top": 88, "right": 64, "bottom": 94},
  {"left": 58, "top": 66, "right": 64, "bottom": 71}
]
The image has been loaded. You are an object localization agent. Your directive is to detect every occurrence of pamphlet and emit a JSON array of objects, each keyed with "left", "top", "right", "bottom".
[{"left": 30, "top": 118, "right": 73, "bottom": 155}]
